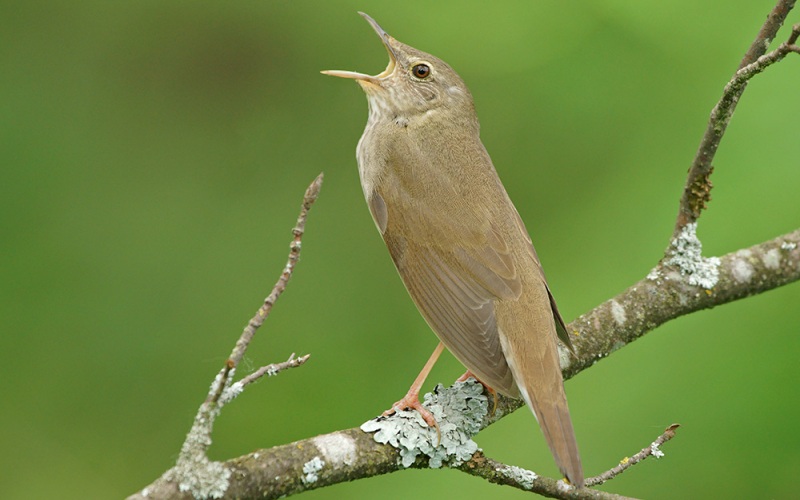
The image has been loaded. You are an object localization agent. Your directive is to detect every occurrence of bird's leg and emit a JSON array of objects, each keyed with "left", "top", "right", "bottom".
[
  {"left": 383, "top": 342, "right": 445, "bottom": 439},
  {"left": 456, "top": 370, "right": 498, "bottom": 416}
]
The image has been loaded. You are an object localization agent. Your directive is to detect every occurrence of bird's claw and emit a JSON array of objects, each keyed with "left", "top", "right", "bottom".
[{"left": 382, "top": 394, "right": 441, "bottom": 445}]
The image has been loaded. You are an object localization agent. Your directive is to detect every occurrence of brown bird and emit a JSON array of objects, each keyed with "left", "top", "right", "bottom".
[{"left": 323, "top": 13, "right": 583, "bottom": 487}]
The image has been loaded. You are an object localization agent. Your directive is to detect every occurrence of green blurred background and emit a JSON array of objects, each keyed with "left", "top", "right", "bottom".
[{"left": 2, "top": 1, "right": 798, "bottom": 498}]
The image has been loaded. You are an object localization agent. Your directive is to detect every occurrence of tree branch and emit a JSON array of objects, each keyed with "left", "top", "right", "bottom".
[
  {"left": 739, "top": 0, "right": 797, "bottom": 70},
  {"left": 455, "top": 451, "right": 635, "bottom": 500},
  {"left": 567, "top": 229, "right": 799, "bottom": 379},
  {"left": 585, "top": 424, "right": 680, "bottom": 488},
  {"left": 226, "top": 173, "right": 324, "bottom": 371},
  {"left": 453, "top": 422, "right": 682, "bottom": 500},
  {"left": 128, "top": 175, "right": 323, "bottom": 500},
  {"left": 129, "top": 3, "right": 800, "bottom": 498},
  {"left": 128, "top": 230, "right": 800, "bottom": 500},
  {"left": 673, "top": 0, "right": 797, "bottom": 238}
]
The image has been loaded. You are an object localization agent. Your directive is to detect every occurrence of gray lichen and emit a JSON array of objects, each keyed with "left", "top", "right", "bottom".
[
  {"left": 665, "top": 222, "right": 720, "bottom": 289},
  {"left": 731, "top": 251, "right": 755, "bottom": 283},
  {"left": 301, "top": 456, "right": 325, "bottom": 485},
  {"left": 498, "top": 464, "right": 538, "bottom": 490},
  {"left": 361, "top": 378, "right": 488, "bottom": 468},
  {"left": 165, "top": 454, "right": 230, "bottom": 499},
  {"left": 313, "top": 433, "right": 357, "bottom": 467},
  {"left": 762, "top": 248, "right": 781, "bottom": 270},
  {"left": 610, "top": 300, "right": 627, "bottom": 326},
  {"left": 164, "top": 396, "right": 232, "bottom": 498},
  {"left": 650, "top": 442, "right": 665, "bottom": 458}
]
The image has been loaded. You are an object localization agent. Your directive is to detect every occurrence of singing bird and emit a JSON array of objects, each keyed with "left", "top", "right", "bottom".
[{"left": 323, "top": 13, "right": 583, "bottom": 486}]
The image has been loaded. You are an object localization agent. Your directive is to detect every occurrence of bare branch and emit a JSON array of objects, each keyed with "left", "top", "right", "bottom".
[
  {"left": 128, "top": 175, "right": 323, "bottom": 500},
  {"left": 203, "top": 172, "right": 324, "bottom": 408},
  {"left": 237, "top": 353, "right": 311, "bottom": 390},
  {"left": 567, "top": 228, "right": 800, "bottom": 379},
  {"left": 226, "top": 172, "right": 324, "bottom": 370},
  {"left": 673, "top": 0, "right": 797, "bottom": 238},
  {"left": 586, "top": 424, "right": 680, "bottom": 487},
  {"left": 456, "top": 452, "right": 636, "bottom": 499},
  {"left": 739, "top": 0, "right": 797, "bottom": 69},
  {"left": 129, "top": 228, "right": 799, "bottom": 500}
]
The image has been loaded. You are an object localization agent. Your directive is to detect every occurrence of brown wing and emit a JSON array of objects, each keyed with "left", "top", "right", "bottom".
[
  {"left": 371, "top": 188, "right": 522, "bottom": 396},
  {"left": 511, "top": 207, "right": 575, "bottom": 353}
]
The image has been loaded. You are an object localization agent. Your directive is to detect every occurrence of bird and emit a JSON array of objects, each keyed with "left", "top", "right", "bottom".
[{"left": 323, "top": 12, "right": 583, "bottom": 487}]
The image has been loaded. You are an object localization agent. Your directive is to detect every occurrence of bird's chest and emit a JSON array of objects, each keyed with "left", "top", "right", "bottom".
[
  {"left": 357, "top": 123, "right": 500, "bottom": 249},
  {"left": 357, "top": 121, "right": 464, "bottom": 205}
]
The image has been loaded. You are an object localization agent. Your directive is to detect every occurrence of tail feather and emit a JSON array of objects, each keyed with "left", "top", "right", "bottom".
[
  {"left": 518, "top": 378, "right": 583, "bottom": 487},
  {"left": 496, "top": 295, "right": 583, "bottom": 488}
]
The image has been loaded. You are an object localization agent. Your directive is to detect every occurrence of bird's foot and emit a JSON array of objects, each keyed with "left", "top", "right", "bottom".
[{"left": 382, "top": 392, "right": 441, "bottom": 444}]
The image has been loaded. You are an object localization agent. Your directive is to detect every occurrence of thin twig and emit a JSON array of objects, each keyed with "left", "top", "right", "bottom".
[
  {"left": 207, "top": 359, "right": 235, "bottom": 404},
  {"left": 457, "top": 451, "right": 635, "bottom": 499},
  {"left": 586, "top": 424, "right": 680, "bottom": 487},
  {"left": 458, "top": 424, "right": 680, "bottom": 496},
  {"left": 238, "top": 353, "right": 312, "bottom": 388},
  {"left": 672, "top": 0, "right": 796, "bottom": 239},
  {"left": 228, "top": 173, "right": 324, "bottom": 368},
  {"left": 142, "top": 176, "right": 324, "bottom": 499},
  {"left": 789, "top": 22, "right": 800, "bottom": 44},
  {"left": 739, "top": 0, "right": 797, "bottom": 69},
  {"left": 205, "top": 173, "right": 324, "bottom": 405}
]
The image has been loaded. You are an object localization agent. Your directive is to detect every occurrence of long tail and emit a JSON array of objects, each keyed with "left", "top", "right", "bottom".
[
  {"left": 520, "top": 359, "right": 583, "bottom": 487},
  {"left": 496, "top": 297, "right": 583, "bottom": 488}
]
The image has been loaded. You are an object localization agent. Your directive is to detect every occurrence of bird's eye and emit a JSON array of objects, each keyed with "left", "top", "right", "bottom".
[{"left": 411, "top": 64, "right": 431, "bottom": 79}]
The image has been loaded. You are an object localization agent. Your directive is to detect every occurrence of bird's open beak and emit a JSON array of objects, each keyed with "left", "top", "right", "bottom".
[{"left": 321, "top": 12, "right": 397, "bottom": 85}]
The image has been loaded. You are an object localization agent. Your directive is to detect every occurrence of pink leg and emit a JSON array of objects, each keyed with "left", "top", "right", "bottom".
[{"left": 383, "top": 342, "right": 445, "bottom": 433}]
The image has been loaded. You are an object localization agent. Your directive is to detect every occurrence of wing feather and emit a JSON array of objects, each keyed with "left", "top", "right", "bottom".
[{"left": 384, "top": 223, "right": 520, "bottom": 395}]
